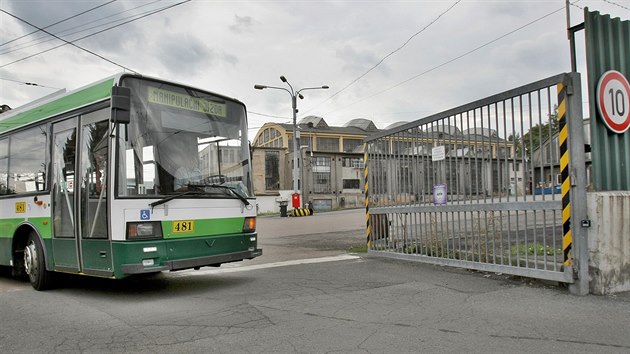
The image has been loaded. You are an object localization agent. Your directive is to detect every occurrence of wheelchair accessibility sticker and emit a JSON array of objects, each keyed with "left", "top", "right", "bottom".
[{"left": 140, "top": 209, "right": 151, "bottom": 220}]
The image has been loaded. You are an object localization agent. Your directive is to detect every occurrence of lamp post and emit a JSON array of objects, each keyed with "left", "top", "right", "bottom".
[
  {"left": 299, "top": 145, "right": 311, "bottom": 206},
  {"left": 254, "top": 76, "right": 328, "bottom": 208}
]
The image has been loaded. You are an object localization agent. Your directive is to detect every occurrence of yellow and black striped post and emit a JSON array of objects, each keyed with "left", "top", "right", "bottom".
[
  {"left": 364, "top": 143, "right": 371, "bottom": 248},
  {"left": 558, "top": 83, "right": 572, "bottom": 268},
  {"left": 290, "top": 208, "right": 312, "bottom": 217}
]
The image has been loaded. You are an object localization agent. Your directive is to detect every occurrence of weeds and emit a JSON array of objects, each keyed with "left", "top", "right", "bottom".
[
  {"left": 350, "top": 244, "right": 368, "bottom": 253},
  {"left": 510, "top": 242, "right": 560, "bottom": 257}
]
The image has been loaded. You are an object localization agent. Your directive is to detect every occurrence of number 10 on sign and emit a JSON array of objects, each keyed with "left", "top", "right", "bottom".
[{"left": 597, "top": 70, "right": 630, "bottom": 134}]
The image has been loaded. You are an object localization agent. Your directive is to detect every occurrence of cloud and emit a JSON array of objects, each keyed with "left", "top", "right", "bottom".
[
  {"left": 335, "top": 44, "right": 382, "bottom": 76},
  {"left": 154, "top": 32, "right": 240, "bottom": 78},
  {"left": 2, "top": 0, "right": 628, "bottom": 132},
  {"left": 229, "top": 15, "right": 254, "bottom": 34},
  {"left": 155, "top": 33, "right": 211, "bottom": 76}
]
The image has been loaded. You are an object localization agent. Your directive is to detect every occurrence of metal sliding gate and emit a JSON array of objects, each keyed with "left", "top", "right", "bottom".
[{"left": 364, "top": 73, "right": 586, "bottom": 284}]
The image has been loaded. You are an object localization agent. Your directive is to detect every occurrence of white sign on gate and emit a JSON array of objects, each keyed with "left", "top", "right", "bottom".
[
  {"left": 432, "top": 145, "right": 446, "bottom": 161},
  {"left": 596, "top": 70, "right": 630, "bottom": 134}
]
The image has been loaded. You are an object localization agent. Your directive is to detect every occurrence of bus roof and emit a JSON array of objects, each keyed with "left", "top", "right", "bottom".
[
  {"left": 0, "top": 75, "right": 118, "bottom": 135},
  {"left": 0, "top": 73, "right": 249, "bottom": 135}
]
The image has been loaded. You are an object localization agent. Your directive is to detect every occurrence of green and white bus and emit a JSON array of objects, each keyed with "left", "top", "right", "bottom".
[{"left": 0, "top": 73, "right": 261, "bottom": 290}]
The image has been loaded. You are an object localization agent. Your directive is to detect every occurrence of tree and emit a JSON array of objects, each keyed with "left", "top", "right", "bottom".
[
  {"left": 521, "top": 105, "right": 559, "bottom": 157},
  {"left": 508, "top": 132, "right": 522, "bottom": 157}
]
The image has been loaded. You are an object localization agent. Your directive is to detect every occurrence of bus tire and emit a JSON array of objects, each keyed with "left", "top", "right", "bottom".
[{"left": 24, "top": 232, "right": 53, "bottom": 291}]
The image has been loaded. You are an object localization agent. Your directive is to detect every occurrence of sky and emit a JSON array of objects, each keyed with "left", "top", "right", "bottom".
[{"left": 0, "top": 0, "right": 628, "bottom": 138}]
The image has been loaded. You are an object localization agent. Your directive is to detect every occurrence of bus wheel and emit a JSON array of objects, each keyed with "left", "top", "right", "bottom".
[{"left": 24, "top": 233, "right": 53, "bottom": 291}]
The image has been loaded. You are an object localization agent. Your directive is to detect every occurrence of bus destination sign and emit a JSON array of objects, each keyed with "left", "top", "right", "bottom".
[{"left": 148, "top": 87, "right": 226, "bottom": 117}]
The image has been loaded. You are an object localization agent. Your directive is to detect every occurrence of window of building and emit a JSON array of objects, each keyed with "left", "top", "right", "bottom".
[
  {"left": 317, "top": 137, "right": 339, "bottom": 152},
  {"left": 313, "top": 172, "right": 331, "bottom": 193},
  {"left": 343, "top": 138, "right": 362, "bottom": 152},
  {"left": 301, "top": 135, "right": 313, "bottom": 150},
  {"left": 256, "top": 128, "right": 283, "bottom": 148},
  {"left": 343, "top": 179, "right": 360, "bottom": 189},
  {"left": 312, "top": 156, "right": 331, "bottom": 193},
  {"left": 544, "top": 144, "right": 551, "bottom": 164},
  {"left": 265, "top": 151, "right": 280, "bottom": 190},
  {"left": 392, "top": 140, "right": 406, "bottom": 154},
  {"left": 342, "top": 157, "right": 363, "bottom": 168},
  {"left": 313, "top": 156, "right": 330, "bottom": 168}
]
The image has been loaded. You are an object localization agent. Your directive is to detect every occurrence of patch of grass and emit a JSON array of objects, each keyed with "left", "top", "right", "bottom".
[
  {"left": 349, "top": 244, "right": 368, "bottom": 253},
  {"left": 510, "top": 242, "right": 560, "bottom": 257}
]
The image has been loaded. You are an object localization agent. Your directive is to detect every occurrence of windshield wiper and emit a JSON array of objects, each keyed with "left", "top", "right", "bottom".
[
  {"left": 207, "top": 184, "right": 251, "bottom": 206},
  {"left": 148, "top": 185, "right": 250, "bottom": 210},
  {"left": 149, "top": 190, "right": 200, "bottom": 209}
]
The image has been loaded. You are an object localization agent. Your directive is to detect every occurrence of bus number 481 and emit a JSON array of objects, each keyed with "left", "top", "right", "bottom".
[{"left": 173, "top": 220, "right": 194, "bottom": 233}]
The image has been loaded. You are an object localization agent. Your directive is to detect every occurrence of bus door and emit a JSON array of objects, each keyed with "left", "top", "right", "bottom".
[
  {"left": 51, "top": 110, "right": 113, "bottom": 276},
  {"left": 51, "top": 118, "right": 80, "bottom": 271},
  {"left": 77, "top": 110, "right": 112, "bottom": 276}
]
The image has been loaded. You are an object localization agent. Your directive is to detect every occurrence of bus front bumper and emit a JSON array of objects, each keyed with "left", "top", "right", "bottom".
[{"left": 120, "top": 249, "right": 263, "bottom": 275}]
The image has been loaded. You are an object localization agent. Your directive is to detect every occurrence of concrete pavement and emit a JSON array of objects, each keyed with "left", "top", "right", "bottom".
[{"left": 2, "top": 208, "right": 630, "bottom": 352}]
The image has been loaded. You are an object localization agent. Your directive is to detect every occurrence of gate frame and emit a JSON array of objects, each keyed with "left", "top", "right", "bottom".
[
  {"left": 565, "top": 73, "right": 588, "bottom": 296},
  {"left": 364, "top": 72, "right": 589, "bottom": 295}
]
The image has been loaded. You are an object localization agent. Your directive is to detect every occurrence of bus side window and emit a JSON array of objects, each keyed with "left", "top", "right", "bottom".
[{"left": 7, "top": 125, "right": 47, "bottom": 194}]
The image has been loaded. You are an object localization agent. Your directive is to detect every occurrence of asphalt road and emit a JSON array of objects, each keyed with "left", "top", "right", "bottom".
[
  {"left": 249, "top": 208, "right": 366, "bottom": 264},
  {"left": 1, "top": 208, "right": 630, "bottom": 353}
]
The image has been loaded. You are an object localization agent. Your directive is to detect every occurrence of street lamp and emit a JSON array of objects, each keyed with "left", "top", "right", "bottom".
[
  {"left": 254, "top": 76, "right": 328, "bottom": 208},
  {"left": 299, "top": 145, "right": 311, "bottom": 207}
]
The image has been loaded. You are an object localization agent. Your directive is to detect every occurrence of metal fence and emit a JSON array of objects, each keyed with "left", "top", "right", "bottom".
[{"left": 365, "top": 73, "right": 585, "bottom": 283}]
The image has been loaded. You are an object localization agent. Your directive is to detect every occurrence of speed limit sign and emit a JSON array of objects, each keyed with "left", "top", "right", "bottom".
[{"left": 597, "top": 70, "right": 630, "bottom": 134}]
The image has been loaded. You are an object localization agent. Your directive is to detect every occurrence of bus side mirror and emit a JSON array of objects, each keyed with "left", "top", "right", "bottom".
[{"left": 111, "top": 86, "right": 131, "bottom": 124}]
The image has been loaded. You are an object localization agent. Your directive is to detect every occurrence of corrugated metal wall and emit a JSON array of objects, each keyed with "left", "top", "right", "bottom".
[{"left": 585, "top": 9, "right": 630, "bottom": 191}]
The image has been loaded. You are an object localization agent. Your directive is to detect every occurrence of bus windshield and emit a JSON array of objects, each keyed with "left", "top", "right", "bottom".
[{"left": 116, "top": 77, "right": 253, "bottom": 198}]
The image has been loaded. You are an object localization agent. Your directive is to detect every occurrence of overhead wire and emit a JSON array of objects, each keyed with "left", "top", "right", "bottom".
[
  {"left": 570, "top": 2, "right": 584, "bottom": 10},
  {"left": 0, "top": 0, "right": 164, "bottom": 56},
  {"left": 322, "top": 4, "right": 569, "bottom": 116},
  {"left": 248, "top": 111, "right": 290, "bottom": 120},
  {"left": 602, "top": 0, "right": 630, "bottom": 12},
  {"left": 0, "top": 0, "right": 191, "bottom": 70},
  {"left": 0, "top": 8, "right": 139, "bottom": 73},
  {"left": 0, "top": 76, "right": 61, "bottom": 89},
  {"left": 307, "top": 0, "right": 461, "bottom": 113},
  {"left": 0, "top": 0, "right": 117, "bottom": 48}
]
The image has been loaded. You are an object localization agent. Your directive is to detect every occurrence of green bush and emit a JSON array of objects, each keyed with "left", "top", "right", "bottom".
[{"left": 510, "top": 242, "right": 560, "bottom": 257}]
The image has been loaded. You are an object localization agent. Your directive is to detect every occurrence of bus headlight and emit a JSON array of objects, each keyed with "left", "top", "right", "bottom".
[
  {"left": 127, "top": 221, "right": 163, "bottom": 240},
  {"left": 243, "top": 217, "right": 256, "bottom": 233}
]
